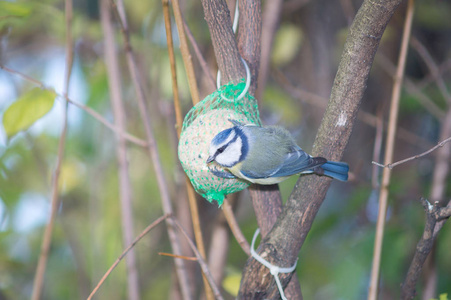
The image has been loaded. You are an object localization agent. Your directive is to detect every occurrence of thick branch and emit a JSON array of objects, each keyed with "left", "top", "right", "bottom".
[
  {"left": 239, "top": 0, "right": 403, "bottom": 298},
  {"left": 201, "top": 0, "right": 245, "bottom": 84},
  {"left": 400, "top": 199, "right": 451, "bottom": 300},
  {"left": 200, "top": 1, "right": 301, "bottom": 298}
]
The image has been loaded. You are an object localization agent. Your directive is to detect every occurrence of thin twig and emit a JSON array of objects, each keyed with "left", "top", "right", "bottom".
[
  {"left": 0, "top": 64, "right": 147, "bottom": 147},
  {"left": 273, "top": 66, "right": 434, "bottom": 149},
  {"left": 422, "top": 77, "right": 451, "bottom": 299},
  {"left": 255, "top": 0, "right": 283, "bottom": 100},
  {"left": 406, "top": 40, "right": 451, "bottom": 294},
  {"left": 207, "top": 206, "right": 231, "bottom": 288},
  {"left": 171, "top": 0, "right": 200, "bottom": 104},
  {"left": 162, "top": 0, "right": 182, "bottom": 136},
  {"left": 376, "top": 53, "right": 445, "bottom": 120},
  {"left": 372, "top": 136, "right": 451, "bottom": 169},
  {"left": 110, "top": 0, "right": 193, "bottom": 298},
  {"left": 222, "top": 198, "right": 250, "bottom": 255},
  {"left": 172, "top": 218, "right": 224, "bottom": 300},
  {"left": 31, "top": 1, "right": 73, "bottom": 299},
  {"left": 416, "top": 58, "right": 451, "bottom": 91},
  {"left": 410, "top": 37, "right": 451, "bottom": 105},
  {"left": 162, "top": 1, "right": 213, "bottom": 298},
  {"left": 411, "top": 21, "right": 451, "bottom": 300},
  {"left": 87, "top": 214, "right": 171, "bottom": 300},
  {"left": 182, "top": 17, "right": 216, "bottom": 93},
  {"left": 371, "top": 107, "right": 384, "bottom": 189},
  {"left": 368, "top": 1, "right": 414, "bottom": 299},
  {"left": 100, "top": 1, "right": 140, "bottom": 299},
  {"left": 158, "top": 252, "right": 198, "bottom": 261}
]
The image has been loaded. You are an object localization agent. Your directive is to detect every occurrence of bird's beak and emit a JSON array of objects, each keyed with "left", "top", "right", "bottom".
[{"left": 206, "top": 156, "right": 215, "bottom": 164}]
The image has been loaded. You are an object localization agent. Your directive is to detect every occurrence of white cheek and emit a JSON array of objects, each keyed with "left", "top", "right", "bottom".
[{"left": 217, "top": 138, "right": 242, "bottom": 167}]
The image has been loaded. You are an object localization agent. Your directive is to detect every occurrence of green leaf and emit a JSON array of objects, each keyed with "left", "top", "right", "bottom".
[
  {"left": 2, "top": 88, "right": 56, "bottom": 138},
  {"left": 271, "top": 24, "right": 303, "bottom": 66},
  {"left": 439, "top": 293, "right": 449, "bottom": 300},
  {"left": 222, "top": 273, "right": 241, "bottom": 297},
  {"left": 0, "top": 2, "right": 32, "bottom": 18}
]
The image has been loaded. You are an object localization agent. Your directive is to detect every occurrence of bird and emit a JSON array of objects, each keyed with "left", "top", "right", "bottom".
[{"left": 206, "top": 120, "right": 349, "bottom": 184}]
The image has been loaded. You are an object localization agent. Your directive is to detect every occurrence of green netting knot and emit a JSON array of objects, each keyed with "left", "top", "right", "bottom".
[{"left": 178, "top": 80, "right": 261, "bottom": 206}]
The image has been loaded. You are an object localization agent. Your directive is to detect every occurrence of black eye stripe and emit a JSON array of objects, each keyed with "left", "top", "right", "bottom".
[{"left": 214, "top": 128, "right": 247, "bottom": 160}]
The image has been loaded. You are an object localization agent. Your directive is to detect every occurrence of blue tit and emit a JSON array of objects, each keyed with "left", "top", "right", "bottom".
[{"left": 206, "top": 120, "right": 349, "bottom": 184}]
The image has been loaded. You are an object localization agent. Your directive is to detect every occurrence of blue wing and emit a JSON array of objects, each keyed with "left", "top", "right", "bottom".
[
  {"left": 271, "top": 151, "right": 327, "bottom": 177},
  {"left": 240, "top": 147, "right": 327, "bottom": 179}
]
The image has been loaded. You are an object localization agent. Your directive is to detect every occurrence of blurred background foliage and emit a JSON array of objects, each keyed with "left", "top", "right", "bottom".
[{"left": 0, "top": 0, "right": 450, "bottom": 299}]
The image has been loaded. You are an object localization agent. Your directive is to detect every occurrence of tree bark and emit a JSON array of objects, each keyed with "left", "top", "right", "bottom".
[
  {"left": 203, "top": 0, "right": 403, "bottom": 298},
  {"left": 201, "top": 0, "right": 246, "bottom": 84},
  {"left": 239, "top": 0, "right": 403, "bottom": 298}
]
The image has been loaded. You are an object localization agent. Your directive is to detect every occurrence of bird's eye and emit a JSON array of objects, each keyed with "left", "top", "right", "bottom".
[{"left": 217, "top": 146, "right": 226, "bottom": 154}]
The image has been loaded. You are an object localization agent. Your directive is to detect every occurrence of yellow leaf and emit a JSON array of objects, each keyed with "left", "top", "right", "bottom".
[
  {"left": 222, "top": 273, "right": 241, "bottom": 297},
  {"left": 0, "top": 1, "right": 32, "bottom": 18},
  {"left": 2, "top": 88, "right": 56, "bottom": 138},
  {"left": 272, "top": 24, "right": 303, "bottom": 66},
  {"left": 58, "top": 160, "right": 86, "bottom": 194}
]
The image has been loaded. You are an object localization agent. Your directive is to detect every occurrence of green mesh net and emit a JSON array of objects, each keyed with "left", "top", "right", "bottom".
[{"left": 178, "top": 80, "right": 261, "bottom": 206}]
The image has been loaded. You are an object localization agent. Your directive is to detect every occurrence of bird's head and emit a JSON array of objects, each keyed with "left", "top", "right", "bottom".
[{"left": 207, "top": 126, "right": 248, "bottom": 168}]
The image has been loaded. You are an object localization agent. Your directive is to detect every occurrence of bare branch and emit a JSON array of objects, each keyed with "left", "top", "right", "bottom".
[
  {"left": 182, "top": 17, "right": 216, "bottom": 93},
  {"left": 240, "top": 0, "right": 404, "bottom": 298},
  {"left": 372, "top": 136, "right": 451, "bottom": 169},
  {"left": 88, "top": 214, "right": 171, "bottom": 300},
  {"left": 400, "top": 199, "right": 451, "bottom": 300},
  {"left": 110, "top": 0, "right": 194, "bottom": 298},
  {"left": 410, "top": 37, "right": 451, "bottom": 105},
  {"left": 438, "top": 201, "right": 451, "bottom": 220},
  {"left": 32, "top": 1, "right": 73, "bottom": 298},
  {"left": 100, "top": 1, "right": 140, "bottom": 298},
  {"left": 222, "top": 197, "right": 251, "bottom": 255},
  {"left": 161, "top": 0, "right": 183, "bottom": 136},
  {"left": 171, "top": 0, "right": 200, "bottom": 104},
  {"left": 201, "top": 0, "right": 245, "bottom": 84},
  {"left": 371, "top": 108, "right": 384, "bottom": 189},
  {"left": 172, "top": 218, "right": 224, "bottom": 300},
  {"left": 369, "top": 1, "right": 414, "bottom": 298},
  {"left": 376, "top": 53, "right": 445, "bottom": 120},
  {"left": 0, "top": 64, "right": 148, "bottom": 147},
  {"left": 160, "top": 0, "right": 213, "bottom": 297},
  {"left": 255, "top": 0, "right": 283, "bottom": 100},
  {"left": 207, "top": 208, "right": 231, "bottom": 287},
  {"left": 273, "top": 67, "right": 434, "bottom": 149},
  {"left": 158, "top": 252, "right": 198, "bottom": 261}
]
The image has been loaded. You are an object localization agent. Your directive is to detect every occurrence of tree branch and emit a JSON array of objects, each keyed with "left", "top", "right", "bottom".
[
  {"left": 110, "top": 0, "right": 194, "bottom": 297},
  {"left": 88, "top": 214, "right": 171, "bottom": 300},
  {"left": 0, "top": 64, "right": 147, "bottom": 147},
  {"left": 239, "top": 0, "right": 403, "bottom": 298},
  {"left": 32, "top": 1, "right": 73, "bottom": 299},
  {"left": 201, "top": 0, "right": 245, "bottom": 84},
  {"left": 400, "top": 198, "right": 451, "bottom": 300},
  {"left": 100, "top": 1, "right": 140, "bottom": 298},
  {"left": 372, "top": 136, "right": 451, "bottom": 169}
]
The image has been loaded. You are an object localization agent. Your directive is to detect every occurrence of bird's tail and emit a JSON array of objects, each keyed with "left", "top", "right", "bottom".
[{"left": 318, "top": 161, "right": 349, "bottom": 181}]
